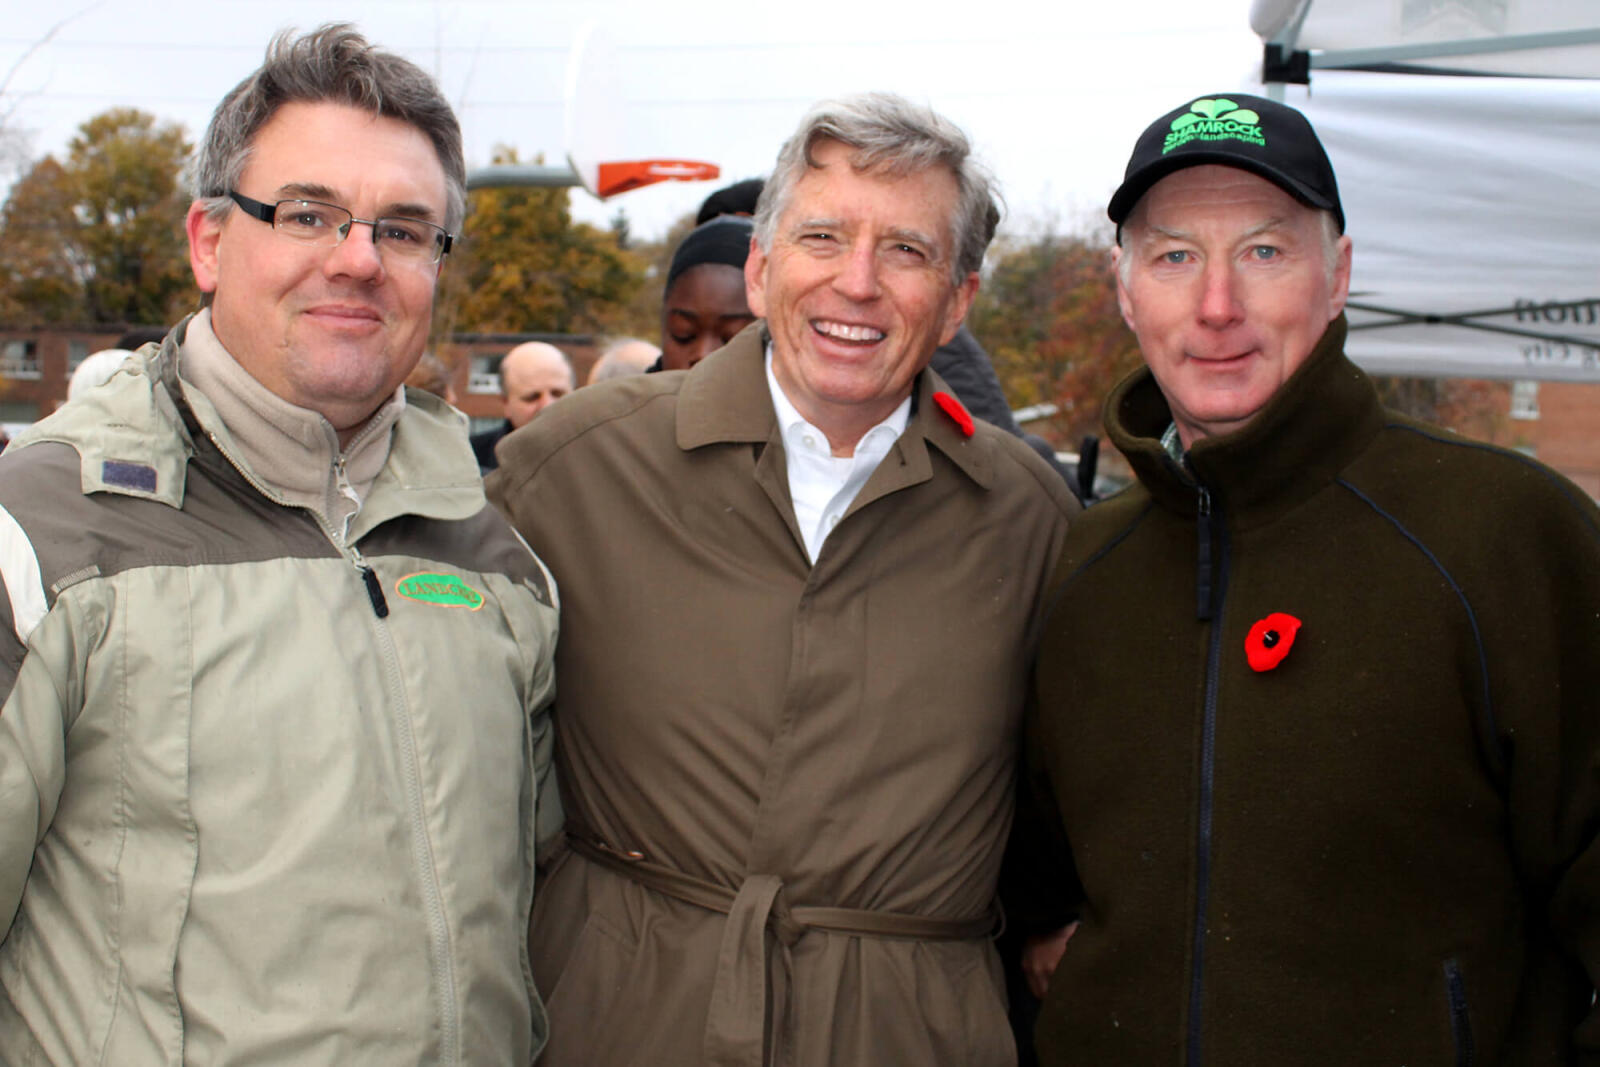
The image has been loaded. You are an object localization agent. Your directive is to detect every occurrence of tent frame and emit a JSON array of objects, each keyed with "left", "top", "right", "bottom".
[{"left": 1258, "top": 14, "right": 1600, "bottom": 377}]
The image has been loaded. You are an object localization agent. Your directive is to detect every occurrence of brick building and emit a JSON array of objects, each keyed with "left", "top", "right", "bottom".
[
  {"left": 1509, "top": 381, "right": 1600, "bottom": 499},
  {"left": 0, "top": 325, "right": 600, "bottom": 436}
]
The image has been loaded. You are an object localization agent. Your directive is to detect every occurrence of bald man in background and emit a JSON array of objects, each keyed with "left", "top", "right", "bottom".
[
  {"left": 587, "top": 338, "right": 660, "bottom": 384},
  {"left": 471, "top": 341, "right": 575, "bottom": 471}
]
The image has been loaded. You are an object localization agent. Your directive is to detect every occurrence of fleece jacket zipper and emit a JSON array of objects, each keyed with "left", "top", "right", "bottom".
[{"left": 1187, "top": 482, "right": 1227, "bottom": 1066}]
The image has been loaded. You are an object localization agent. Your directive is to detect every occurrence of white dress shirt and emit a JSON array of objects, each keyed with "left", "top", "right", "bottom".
[{"left": 765, "top": 348, "right": 909, "bottom": 563}]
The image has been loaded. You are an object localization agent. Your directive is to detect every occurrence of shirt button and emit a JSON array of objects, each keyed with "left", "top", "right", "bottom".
[
  {"left": 802, "top": 434, "right": 817, "bottom": 450},
  {"left": 828, "top": 514, "right": 839, "bottom": 528}
]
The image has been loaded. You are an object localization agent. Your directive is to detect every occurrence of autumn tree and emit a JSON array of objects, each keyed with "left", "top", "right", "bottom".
[
  {"left": 608, "top": 208, "right": 700, "bottom": 343},
  {"left": 434, "top": 147, "right": 648, "bottom": 340},
  {"left": 0, "top": 108, "right": 193, "bottom": 327},
  {"left": 971, "top": 227, "right": 1141, "bottom": 448}
]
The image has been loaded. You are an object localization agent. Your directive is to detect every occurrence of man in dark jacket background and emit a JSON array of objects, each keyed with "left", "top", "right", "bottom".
[{"left": 1019, "top": 92, "right": 1600, "bottom": 1064}]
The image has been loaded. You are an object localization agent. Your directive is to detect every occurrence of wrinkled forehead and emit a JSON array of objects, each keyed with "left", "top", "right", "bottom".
[
  {"left": 792, "top": 141, "right": 960, "bottom": 241},
  {"left": 1125, "top": 164, "right": 1318, "bottom": 237}
]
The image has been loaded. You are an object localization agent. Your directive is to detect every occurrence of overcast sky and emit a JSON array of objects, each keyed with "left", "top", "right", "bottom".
[{"left": 3, "top": 0, "right": 1261, "bottom": 243}]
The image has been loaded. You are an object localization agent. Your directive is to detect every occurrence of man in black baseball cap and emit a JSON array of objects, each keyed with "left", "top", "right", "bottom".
[
  {"left": 1103, "top": 89, "right": 1353, "bottom": 461},
  {"left": 1011, "top": 90, "right": 1600, "bottom": 1065},
  {"left": 1107, "top": 92, "right": 1343, "bottom": 235}
]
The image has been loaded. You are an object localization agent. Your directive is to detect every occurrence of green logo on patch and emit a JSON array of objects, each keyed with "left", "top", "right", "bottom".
[
  {"left": 395, "top": 572, "right": 485, "bottom": 610},
  {"left": 1164, "top": 98, "right": 1265, "bottom": 154}
]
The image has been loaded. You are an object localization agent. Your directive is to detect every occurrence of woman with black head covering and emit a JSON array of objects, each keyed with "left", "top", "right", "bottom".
[{"left": 659, "top": 215, "right": 757, "bottom": 371}]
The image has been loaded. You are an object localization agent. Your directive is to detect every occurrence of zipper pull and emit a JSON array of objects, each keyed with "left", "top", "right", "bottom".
[
  {"left": 361, "top": 565, "right": 390, "bottom": 619},
  {"left": 1196, "top": 486, "right": 1213, "bottom": 621}
]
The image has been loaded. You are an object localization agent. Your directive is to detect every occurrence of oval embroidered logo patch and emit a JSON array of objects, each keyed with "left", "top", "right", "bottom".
[{"left": 395, "top": 572, "right": 485, "bottom": 610}]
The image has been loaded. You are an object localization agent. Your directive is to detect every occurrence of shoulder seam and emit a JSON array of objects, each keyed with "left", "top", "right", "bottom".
[
  {"left": 1335, "top": 475, "right": 1505, "bottom": 785},
  {"left": 1381, "top": 421, "right": 1600, "bottom": 539},
  {"left": 985, "top": 429, "right": 1078, "bottom": 518},
  {"left": 1034, "top": 499, "right": 1154, "bottom": 662},
  {"left": 494, "top": 386, "right": 679, "bottom": 500}
]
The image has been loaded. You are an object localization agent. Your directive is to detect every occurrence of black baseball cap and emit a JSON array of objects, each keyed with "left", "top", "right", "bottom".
[{"left": 1108, "top": 93, "right": 1343, "bottom": 234}]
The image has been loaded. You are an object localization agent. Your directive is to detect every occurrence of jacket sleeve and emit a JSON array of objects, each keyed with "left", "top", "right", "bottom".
[
  {"left": 1484, "top": 480, "right": 1600, "bottom": 1057},
  {"left": 523, "top": 553, "right": 563, "bottom": 860},
  {"left": 0, "top": 521, "right": 70, "bottom": 939},
  {"left": 1001, "top": 691, "right": 1084, "bottom": 937}
]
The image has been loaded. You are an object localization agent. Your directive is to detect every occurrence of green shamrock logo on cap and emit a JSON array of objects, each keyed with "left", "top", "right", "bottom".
[{"left": 1163, "top": 98, "right": 1266, "bottom": 154}]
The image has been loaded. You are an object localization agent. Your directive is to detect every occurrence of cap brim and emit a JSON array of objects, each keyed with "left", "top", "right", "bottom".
[{"left": 1109, "top": 153, "right": 1340, "bottom": 229}]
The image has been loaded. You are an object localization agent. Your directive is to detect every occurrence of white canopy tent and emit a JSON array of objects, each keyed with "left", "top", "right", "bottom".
[{"left": 1248, "top": 0, "right": 1600, "bottom": 381}]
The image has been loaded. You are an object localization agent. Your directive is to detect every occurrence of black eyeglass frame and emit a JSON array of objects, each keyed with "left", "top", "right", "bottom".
[{"left": 227, "top": 190, "right": 454, "bottom": 262}]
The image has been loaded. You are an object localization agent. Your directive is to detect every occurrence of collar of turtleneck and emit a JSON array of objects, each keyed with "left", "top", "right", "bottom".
[{"left": 178, "top": 308, "right": 405, "bottom": 542}]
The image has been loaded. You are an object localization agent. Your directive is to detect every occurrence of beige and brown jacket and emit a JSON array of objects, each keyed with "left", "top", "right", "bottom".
[{"left": 0, "top": 319, "right": 560, "bottom": 1065}]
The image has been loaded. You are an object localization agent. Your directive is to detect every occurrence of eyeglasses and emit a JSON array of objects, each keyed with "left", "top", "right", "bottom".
[{"left": 228, "top": 191, "right": 454, "bottom": 264}]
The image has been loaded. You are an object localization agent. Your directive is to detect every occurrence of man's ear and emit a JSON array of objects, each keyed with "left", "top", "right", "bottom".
[
  {"left": 1110, "top": 245, "right": 1137, "bottom": 332},
  {"left": 187, "top": 201, "right": 222, "bottom": 294},
  {"left": 937, "top": 271, "right": 981, "bottom": 347},
  {"left": 1327, "top": 234, "right": 1353, "bottom": 321},
  {"left": 743, "top": 235, "right": 768, "bottom": 319}
]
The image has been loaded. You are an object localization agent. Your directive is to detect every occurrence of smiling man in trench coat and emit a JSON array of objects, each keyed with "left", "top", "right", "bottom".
[{"left": 489, "top": 92, "right": 1076, "bottom": 1065}]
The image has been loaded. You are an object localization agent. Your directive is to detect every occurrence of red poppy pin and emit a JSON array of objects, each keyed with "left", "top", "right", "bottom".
[
  {"left": 1245, "top": 613, "right": 1302, "bottom": 672},
  {"left": 932, "top": 392, "right": 974, "bottom": 438}
]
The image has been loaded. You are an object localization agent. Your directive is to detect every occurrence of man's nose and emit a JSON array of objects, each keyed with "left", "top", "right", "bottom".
[
  {"left": 833, "top": 242, "right": 882, "bottom": 302},
  {"left": 1197, "top": 261, "right": 1242, "bottom": 328},
  {"left": 323, "top": 220, "right": 385, "bottom": 281}
]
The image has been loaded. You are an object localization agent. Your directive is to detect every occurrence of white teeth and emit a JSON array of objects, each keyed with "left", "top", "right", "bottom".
[{"left": 815, "top": 320, "right": 885, "bottom": 342}]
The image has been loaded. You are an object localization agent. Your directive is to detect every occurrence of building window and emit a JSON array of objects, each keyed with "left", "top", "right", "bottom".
[
  {"left": 468, "top": 354, "right": 502, "bottom": 395},
  {"left": 1510, "top": 380, "right": 1540, "bottom": 421},
  {"left": 68, "top": 340, "right": 90, "bottom": 370},
  {"left": 1, "top": 340, "right": 41, "bottom": 380}
]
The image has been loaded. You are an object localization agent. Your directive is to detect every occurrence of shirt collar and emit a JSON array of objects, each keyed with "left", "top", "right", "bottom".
[
  {"left": 1161, "top": 421, "right": 1185, "bottom": 465},
  {"left": 763, "top": 344, "right": 910, "bottom": 456}
]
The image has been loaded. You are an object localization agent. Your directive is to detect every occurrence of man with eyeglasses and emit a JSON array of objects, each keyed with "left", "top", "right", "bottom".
[{"left": 0, "top": 24, "right": 560, "bottom": 1065}]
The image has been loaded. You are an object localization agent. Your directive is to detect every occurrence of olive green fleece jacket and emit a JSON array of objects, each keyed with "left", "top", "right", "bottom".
[{"left": 1025, "top": 316, "right": 1600, "bottom": 1065}]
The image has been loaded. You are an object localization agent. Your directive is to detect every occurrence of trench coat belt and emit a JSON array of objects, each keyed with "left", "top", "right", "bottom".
[{"left": 567, "top": 832, "right": 998, "bottom": 1066}]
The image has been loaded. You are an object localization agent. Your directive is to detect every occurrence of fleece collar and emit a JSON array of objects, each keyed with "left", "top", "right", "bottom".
[{"left": 1106, "top": 314, "right": 1385, "bottom": 524}]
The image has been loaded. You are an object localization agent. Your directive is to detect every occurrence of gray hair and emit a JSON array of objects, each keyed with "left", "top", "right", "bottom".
[
  {"left": 753, "top": 92, "right": 1001, "bottom": 284},
  {"left": 190, "top": 23, "right": 466, "bottom": 233}
]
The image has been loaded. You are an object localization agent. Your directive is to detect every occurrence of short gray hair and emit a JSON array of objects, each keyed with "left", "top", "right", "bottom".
[
  {"left": 190, "top": 24, "right": 466, "bottom": 233},
  {"left": 753, "top": 92, "right": 1000, "bottom": 284}
]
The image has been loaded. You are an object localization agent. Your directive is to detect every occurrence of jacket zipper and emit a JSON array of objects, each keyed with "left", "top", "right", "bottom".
[
  {"left": 1444, "top": 959, "right": 1474, "bottom": 1066},
  {"left": 203, "top": 429, "right": 460, "bottom": 1061},
  {"left": 1186, "top": 482, "right": 1227, "bottom": 1066}
]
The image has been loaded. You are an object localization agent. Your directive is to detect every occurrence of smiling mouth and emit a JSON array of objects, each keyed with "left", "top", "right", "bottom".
[
  {"left": 1192, "top": 350, "right": 1254, "bottom": 366},
  {"left": 306, "top": 305, "right": 384, "bottom": 327},
  {"left": 812, "top": 319, "right": 885, "bottom": 344}
]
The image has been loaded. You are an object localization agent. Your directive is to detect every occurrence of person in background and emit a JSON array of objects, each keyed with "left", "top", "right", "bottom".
[
  {"left": 489, "top": 90, "right": 1076, "bottom": 1066},
  {"left": 586, "top": 337, "right": 659, "bottom": 384},
  {"left": 695, "top": 176, "right": 764, "bottom": 224},
  {"left": 470, "top": 340, "right": 574, "bottom": 471},
  {"left": 0, "top": 24, "right": 559, "bottom": 1064},
  {"left": 1019, "top": 91, "right": 1600, "bottom": 1064},
  {"left": 659, "top": 215, "right": 758, "bottom": 372},
  {"left": 404, "top": 350, "right": 458, "bottom": 404},
  {"left": 65, "top": 348, "right": 136, "bottom": 402}
]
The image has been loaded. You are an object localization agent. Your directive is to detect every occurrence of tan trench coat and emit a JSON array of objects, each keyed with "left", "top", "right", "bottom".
[{"left": 489, "top": 327, "right": 1075, "bottom": 1066}]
